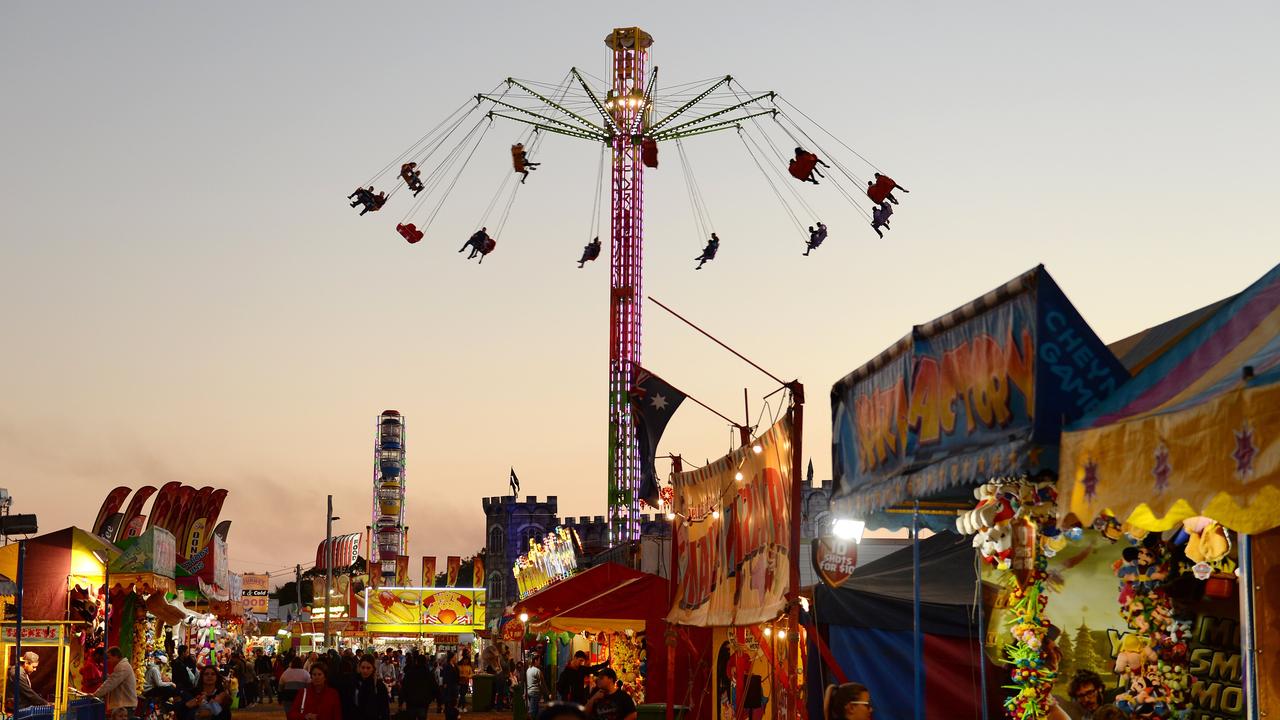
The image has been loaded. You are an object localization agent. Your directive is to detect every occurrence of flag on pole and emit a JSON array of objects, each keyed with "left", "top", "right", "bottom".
[
  {"left": 509, "top": 468, "right": 520, "bottom": 497},
  {"left": 630, "top": 366, "right": 687, "bottom": 508}
]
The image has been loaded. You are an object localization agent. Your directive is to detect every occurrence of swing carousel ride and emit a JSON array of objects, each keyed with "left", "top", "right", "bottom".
[{"left": 348, "top": 27, "right": 905, "bottom": 546}]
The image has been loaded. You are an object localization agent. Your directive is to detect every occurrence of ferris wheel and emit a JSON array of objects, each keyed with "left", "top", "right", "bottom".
[{"left": 349, "top": 27, "right": 905, "bottom": 546}]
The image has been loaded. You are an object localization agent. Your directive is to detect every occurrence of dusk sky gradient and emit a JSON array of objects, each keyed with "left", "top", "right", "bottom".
[{"left": 3, "top": 2, "right": 1277, "bottom": 583}]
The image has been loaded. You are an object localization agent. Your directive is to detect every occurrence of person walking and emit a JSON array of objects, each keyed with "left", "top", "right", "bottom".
[
  {"left": 287, "top": 664, "right": 341, "bottom": 720},
  {"left": 440, "top": 653, "right": 460, "bottom": 720},
  {"left": 524, "top": 661, "right": 547, "bottom": 720},
  {"left": 95, "top": 647, "right": 139, "bottom": 719},
  {"left": 557, "top": 652, "right": 611, "bottom": 704},
  {"left": 349, "top": 657, "right": 391, "bottom": 720},
  {"left": 400, "top": 653, "right": 436, "bottom": 720},
  {"left": 180, "top": 665, "right": 232, "bottom": 720},
  {"left": 583, "top": 669, "right": 635, "bottom": 720},
  {"left": 823, "top": 683, "right": 873, "bottom": 720}
]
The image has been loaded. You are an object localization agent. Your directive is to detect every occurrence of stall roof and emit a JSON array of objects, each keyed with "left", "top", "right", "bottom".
[
  {"left": 1060, "top": 263, "right": 1280, "bottom": 533},
  {"left": 512, "top": 562, "right": 667, "bottom": 632},
  {"left": 830, "top": 266, "right": 1127, "bottom": 527},
  {"left": 814, "top": 532, "right": 982, "bottom": 636}
]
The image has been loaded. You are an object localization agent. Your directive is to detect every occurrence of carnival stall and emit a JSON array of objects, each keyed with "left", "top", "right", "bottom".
[
  {"left": 808, "top": 533, "right": 998, "bottom": 720},
  {"left": 0, "top": 527, "right": 119, "bottom": 710},
  {"left": 828, "top": 266, "right": 1130, "bottom": 720},
  {"left": 512, "top": 562, "right": 692, "bottom": 708},
  {"left": 665, "top": 414, "right": 800, "bottom": 720},
  {"left": 108, "top": 526, "right": 178, "bottom": 685},
  {"left": 1058, "top": 262, "right": 1280, "bottom": 719}
]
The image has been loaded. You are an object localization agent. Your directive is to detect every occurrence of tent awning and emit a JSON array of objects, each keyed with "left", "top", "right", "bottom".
[
  {"left": 512, "top": 562, "right": 667, "bottom": 632},
  {"left": 1060, "top": 263, "right": 1280, "bottom": 534},
  {"left": 830, "top": 266, "right": 1127, "bottom": 526}
]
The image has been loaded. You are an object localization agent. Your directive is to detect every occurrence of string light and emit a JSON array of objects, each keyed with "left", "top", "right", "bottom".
[
  {"left": 777, "top": 629, "right": 787, "bottom": 640},
  {"left": 763, "top": 626, "right": 772, "bottom": 637}
]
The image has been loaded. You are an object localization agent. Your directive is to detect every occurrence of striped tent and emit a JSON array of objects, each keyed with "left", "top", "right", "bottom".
[{"left": 1059, "top": 262, "right": 1280, "bottom": 534}]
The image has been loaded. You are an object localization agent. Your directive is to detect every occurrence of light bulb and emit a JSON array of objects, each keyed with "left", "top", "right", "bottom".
[
  {"left": 711, "top": 509, "right": 720, "bottom": 520},
  {"left": 777, "top": 629, "right": 787, "bottom": 640},
  {"left": 752, "top": 444, "right": 763, "bottom": 454},
  {"left": 763, "top": 627, "right": 772, "bottom": 637},
  {"left": 518, "top": 612, "right": 529, "bottom": 623},
  {"left": 666, "top": 511, "right": 676, "bottom": 521},
  {"left": 734, "top": 472, "right": 744, "bottom": 482}
]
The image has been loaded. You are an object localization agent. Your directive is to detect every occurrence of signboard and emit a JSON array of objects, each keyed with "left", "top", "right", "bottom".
[
  {"left": 1, "top": 624, "right": 64, "bottom": 645},
  {"left": 242, "top": 573, "right": 270, "bottom": 615},
  {"left": 364, "top": 587, "right": 487, "bottom": 633},
  {"left": 668, "top": 415, "right": 794, "bottom": 627},
  {"left": 112, "top": 527, "right": 177, "bottom": 578},
  {"left": 316, "top": 533, "right": 362, "bottom": 570},
  {"left": 831, "top": 267, "right": 1128, "bottom": 518},
  {"left": 811, "top": 536, "right": 858, "bottom": 587},
  {"left": 513, "top": 527, "right": 581, "bottom": 598},
  {"left": 180, "top": 534, "right": 228, "bottom": 589}
]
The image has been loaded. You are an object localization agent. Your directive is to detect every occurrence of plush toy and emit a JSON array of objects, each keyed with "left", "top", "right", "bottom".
[
  {"left": 1183, "top": 519, "right": 1231, "bottom": 564},
  {"left": 1114, "top": 633, "right": 1157, "bottom": 675}
]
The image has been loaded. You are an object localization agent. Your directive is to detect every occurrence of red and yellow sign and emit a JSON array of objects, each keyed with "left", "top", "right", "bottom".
[
  {"left": 668, "top": 416, "right": 794, "bottom": 627},
  {"left": 811, "top": 536, "right": 858, "bottom": 588},
  {"left": 363, "top": 587, "right": 486, "bottom": 633}
]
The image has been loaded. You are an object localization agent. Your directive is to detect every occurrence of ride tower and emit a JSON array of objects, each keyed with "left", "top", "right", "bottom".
[
  {"left": 604, "top": 27, "right": 653, "bottom": 546},
  {"left": 372, "top": 410, "right": 407, "bottom": 585}
]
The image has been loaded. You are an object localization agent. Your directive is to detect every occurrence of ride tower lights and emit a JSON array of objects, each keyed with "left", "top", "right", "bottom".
[
  {"left": 372, "top": 410, "right": 407, "bottom": 586},
  {"left": 605, "top": 27, "right": 652, "bottom": 546}
]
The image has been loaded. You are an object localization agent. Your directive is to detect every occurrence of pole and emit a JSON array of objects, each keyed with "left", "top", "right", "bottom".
[
  {"left": 786, "top": 382, "right": 804, "bottom": 720},
  {"left": 12, "top": 540, "right": 25, "bottom": 714},
  {"left": 324, "top": 495, "right": 333, "bottom": 650},
  {"left": 975, "top": 571, "right": 990, "bottom": 720},
  {"left": 1239, "top": 534, "right": 1258, "bottom": 717},
  {"left": 665, "top": 456, "right": 682, "bottom": 720},
  {"left": 103, "top": 550, "right": 109, "bottom": 680},
  {"left": 294, "top": 564, "right": 303, "bottom": 616},
  {"left": 912, "top": 502, "right": 923, "bottom": 720}
]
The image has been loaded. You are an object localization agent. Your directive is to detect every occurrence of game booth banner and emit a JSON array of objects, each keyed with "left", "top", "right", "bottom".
[
  {"left": 362, "top": 587, "right": 487, "bottom": 634},
  {"left": 829, "top": 265, "right": 1129, "bottom": 528},
  {"left": 1057, "top": 262, "right": 1280, "bottom": 716},
  {"left": 109, "top": 526, "right": 178, "bottom": 597},
  {"left": 665, "top": 415, "right": 796, "bottom": 720}
]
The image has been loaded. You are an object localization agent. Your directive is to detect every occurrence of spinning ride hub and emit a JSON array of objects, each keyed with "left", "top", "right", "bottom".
[{"left": 605, "top": 27, "right": 653, "bottom": 546}]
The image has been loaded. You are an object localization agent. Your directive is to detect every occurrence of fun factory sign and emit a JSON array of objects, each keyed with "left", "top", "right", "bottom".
[{"left": 830, "top": 266, "right": 1128, "bottom": 518}]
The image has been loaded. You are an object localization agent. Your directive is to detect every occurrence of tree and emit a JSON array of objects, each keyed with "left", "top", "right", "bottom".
[
  {"left": 1073, "top": 619, "right": 1103, "bottom": 673},
  {"left": 1057, "top": 629, "right": 1076, "bottom": 681}
]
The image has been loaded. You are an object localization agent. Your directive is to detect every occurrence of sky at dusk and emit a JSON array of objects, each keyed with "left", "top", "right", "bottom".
[{"left": 3, "top": 2, "right": 1277, "bottom": 584}]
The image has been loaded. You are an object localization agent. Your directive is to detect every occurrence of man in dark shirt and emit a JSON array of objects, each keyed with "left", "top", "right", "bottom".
[
  {"left": 7, "top": 652, "right": 50, "bottom": 709},
  {"left": 172, "top": 646, "right": 198, "bottom": 695},
  {"left": 556, "top": 651, "right": 611, "bottom": 704},
  {"left": 583, "top": 669, "right": 636, "bottom": 720}
]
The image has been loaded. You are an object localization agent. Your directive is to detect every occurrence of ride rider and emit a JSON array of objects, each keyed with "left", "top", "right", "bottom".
[
  {"left": 804, "top": 222, "right": 828, "bottom": 256},
  {"left": 511, "top": 143, "right": 541, "bottom": 183},
  {"left": 695, "top": 233, "right": 720, "bottom": 269},
  {"left": 578, "top": 237, "right": 602, "bottom": 268},
  {"left": 400, "top": 163, "right": 426, "bottom": 196}
]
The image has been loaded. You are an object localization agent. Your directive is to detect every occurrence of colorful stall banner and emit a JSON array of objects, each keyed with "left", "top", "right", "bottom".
[
  {"left": 180, "top": 533, "right": 228, "bottom": 589},
  {"left": 363, "top": 587, "right": 487, "bottom": 633},
  {"left": 1, "top": 624, "right": 64, "bottom": 645},
  {"left": 92, "top": 487, "right": 132, "bottom": 538},
  {"left": 316, "top": 533, "right": 362, "bottom": 570},
  {"left": 242, "top": 573, "right": 270, "bottom": 615},
  {"left": 115, "top": 486, "right": 157, "bottom": 542},
  {"left": 830, "top": 266, "right": 1128, "bottom": 520},
  {"left": 422, "top": 556, "right": 437, "bottom": 587},
  {"left": 395, "top": 555, "right": 410, "bottom": 586},
  {"left": 446, "top": 556, "right": 461, "bottom": 587},
  {"left": 668, "top": 415, "right": 794, "bottom": 627},
  {"left": 513, "top": 527, "right": 581, "bottom": 598},
  {"left": 112, "top": 527, "right": 177, "bottom": 578}
]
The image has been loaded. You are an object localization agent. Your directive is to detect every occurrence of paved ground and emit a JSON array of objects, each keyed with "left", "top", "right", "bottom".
[{"left": 236, "top": 702, "right": 515, "bottom": 720}]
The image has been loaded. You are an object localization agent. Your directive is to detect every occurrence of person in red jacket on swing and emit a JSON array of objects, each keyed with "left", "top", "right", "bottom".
[
  {"left": 788, "top": 147, "right": 829, "bottom": 184},
  {"left": 866, "top": 173, "right": 909, "bottom": 205}
]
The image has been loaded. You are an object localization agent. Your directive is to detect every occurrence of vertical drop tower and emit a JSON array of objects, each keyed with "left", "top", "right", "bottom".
[{"left": 372, "top": 410, "right": 407, "bottom": 585}]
